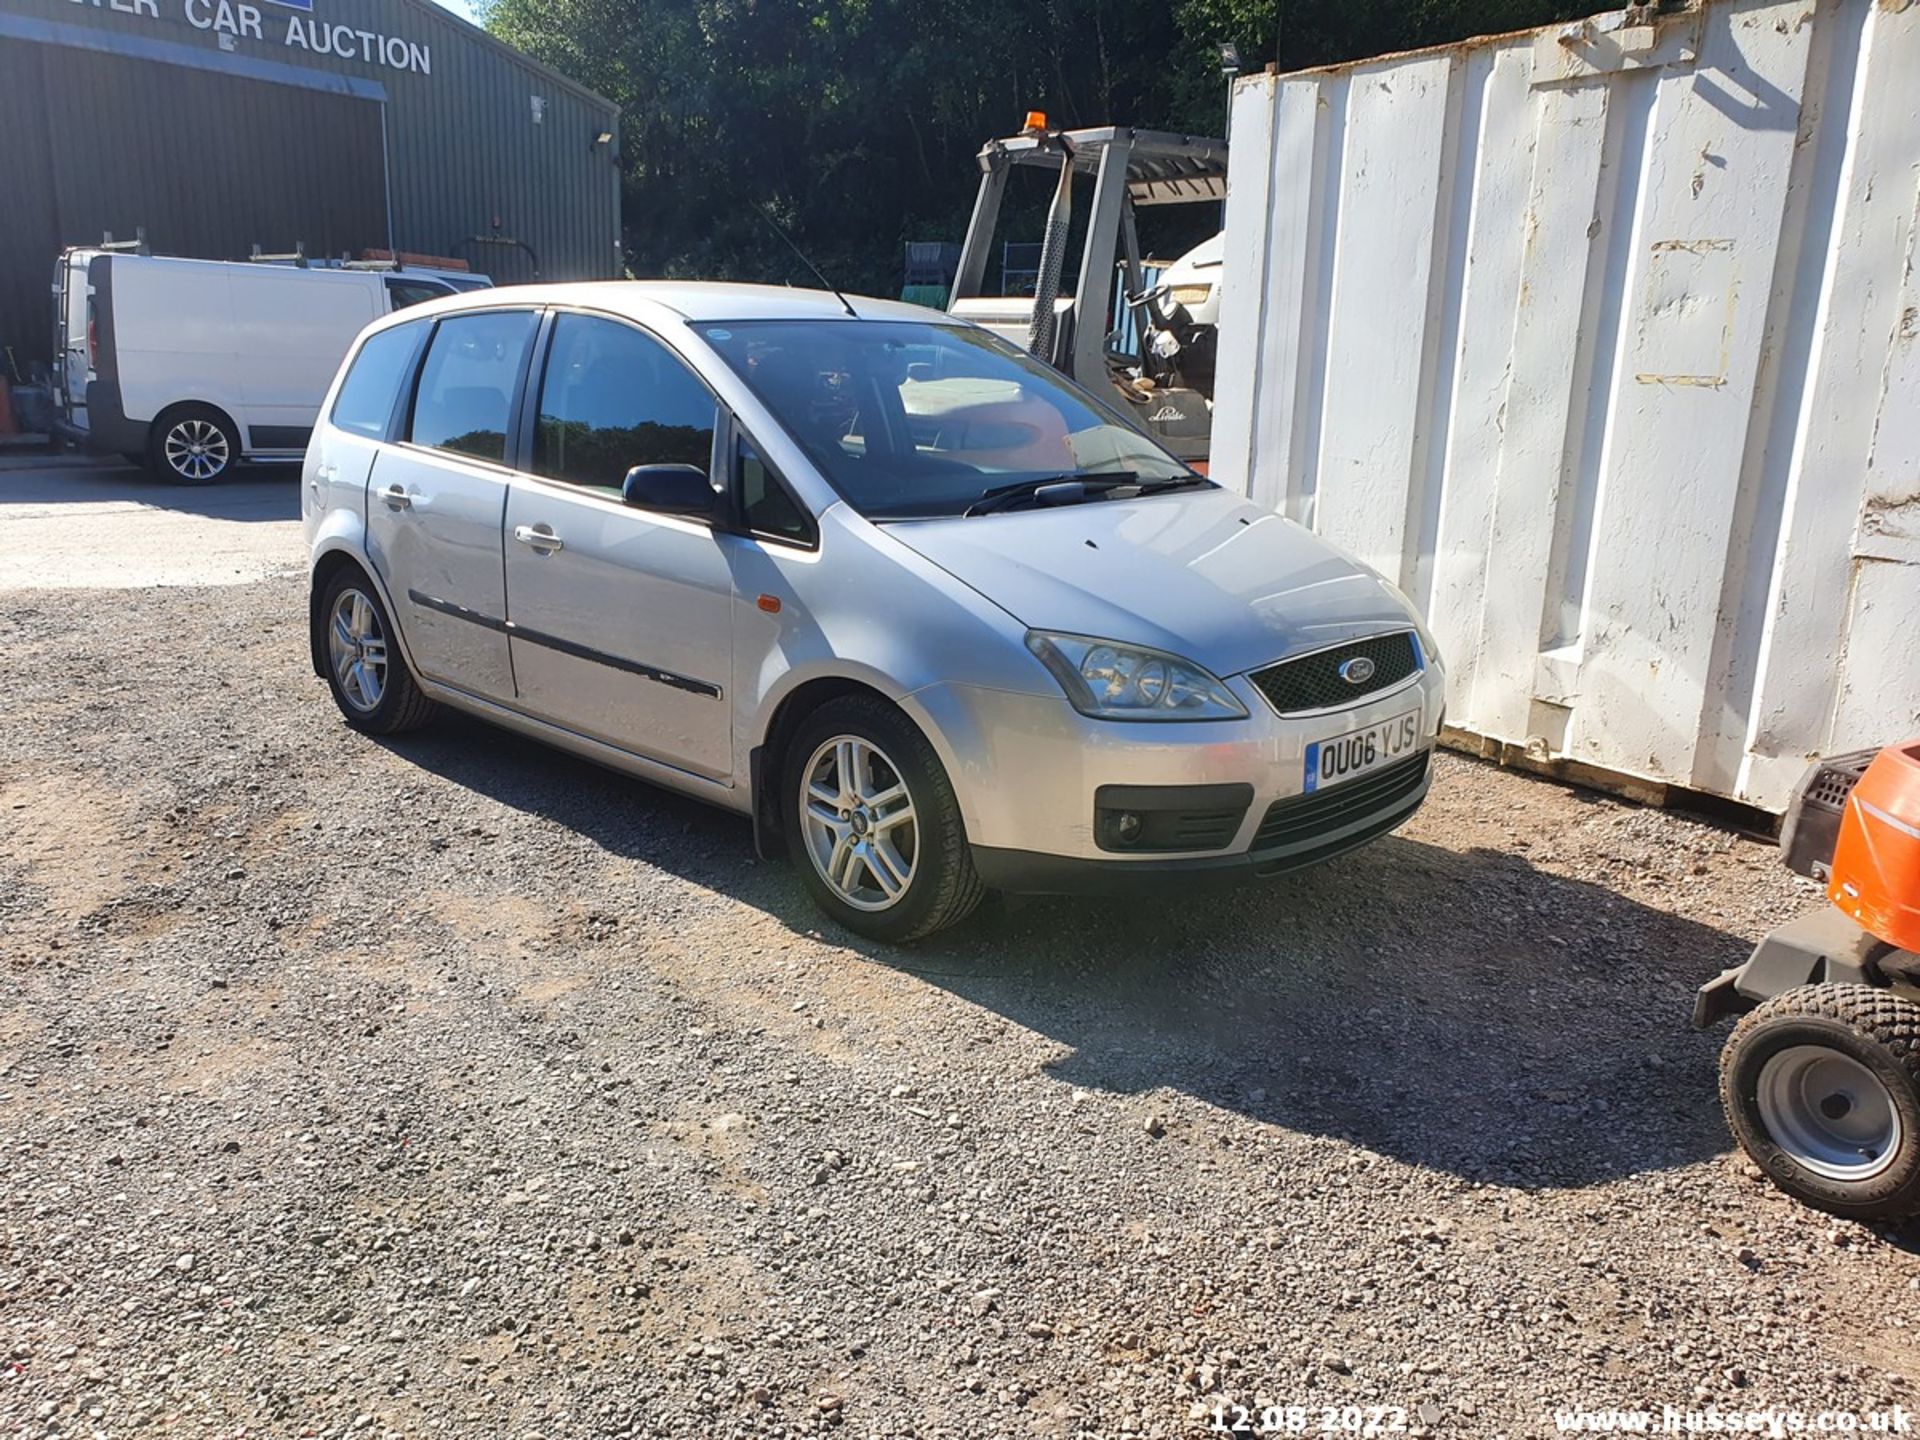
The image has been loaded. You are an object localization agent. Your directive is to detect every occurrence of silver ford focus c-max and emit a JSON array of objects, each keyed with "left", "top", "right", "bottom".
[{"left": 302, "top": 282, "right": 1446, "bottom": 941}]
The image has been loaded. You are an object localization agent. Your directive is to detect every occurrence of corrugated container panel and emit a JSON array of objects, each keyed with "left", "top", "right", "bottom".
[{"left": 1214, "top": 0, "right": 1920, "bottom": 812}]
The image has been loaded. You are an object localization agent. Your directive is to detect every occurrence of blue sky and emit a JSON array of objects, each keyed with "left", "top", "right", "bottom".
[{"left": 430, "top": 0, "right": 479, "bottom": 21}]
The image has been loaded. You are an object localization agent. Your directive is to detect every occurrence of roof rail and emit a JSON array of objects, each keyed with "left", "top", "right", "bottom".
[
  {"left": 98, "top": 228, "right": 151, "bottom": 257},
  {"left": 248, "top": 241, "right": 308, "bottom": 268}
]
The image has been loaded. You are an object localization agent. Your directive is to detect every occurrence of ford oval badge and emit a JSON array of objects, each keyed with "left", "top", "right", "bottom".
[{"left": 1339, "top": 656, "right": 1378, "bottom": 686}]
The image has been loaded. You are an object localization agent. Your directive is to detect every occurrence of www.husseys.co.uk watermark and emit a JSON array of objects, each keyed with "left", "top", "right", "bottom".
[{"left": 1551, "top": 1404, "right": 1913, "bottom": 1435}]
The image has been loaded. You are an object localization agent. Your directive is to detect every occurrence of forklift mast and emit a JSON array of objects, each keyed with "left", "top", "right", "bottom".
[{"left": 950, "top": 126, "right": 1225, "bottom": 373}]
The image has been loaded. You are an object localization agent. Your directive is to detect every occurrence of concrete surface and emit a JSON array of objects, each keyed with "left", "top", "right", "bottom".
[{"left": 0, "top": 457, "right": 302, "bottom": 591}]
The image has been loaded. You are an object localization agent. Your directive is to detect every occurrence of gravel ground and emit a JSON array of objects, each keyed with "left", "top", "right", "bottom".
[{"left": 4, "top": 556, "right": 1919, "bottom": 1438}]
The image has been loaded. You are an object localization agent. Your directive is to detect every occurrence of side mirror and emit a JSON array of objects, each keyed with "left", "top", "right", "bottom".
[{"left": 622, "top": 463, "right": 714, "bottom": 517}]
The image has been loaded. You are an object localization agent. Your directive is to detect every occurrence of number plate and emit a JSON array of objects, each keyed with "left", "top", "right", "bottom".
[{"left": 1303, "top": 711, "right": 1421, "bottom": 794}]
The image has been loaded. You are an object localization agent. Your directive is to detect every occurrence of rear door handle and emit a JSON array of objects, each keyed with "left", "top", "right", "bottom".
[
  {"left": 380, "top": 483, "right": 412, "bottom": 511},
  {"left": 513, "top": 524, "right": 564, "bottom": 554}
]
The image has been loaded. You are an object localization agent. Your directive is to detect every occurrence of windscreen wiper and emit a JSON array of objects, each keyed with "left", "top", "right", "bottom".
[
  {"left": 963, "top": 471, "right": 1140, "bottom": 517},
  {"left": 1133, "top": 475, "right": 1213, "bottom": 496}
]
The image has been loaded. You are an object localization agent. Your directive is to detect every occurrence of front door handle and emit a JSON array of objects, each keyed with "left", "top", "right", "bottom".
[
  {"left": 380, "top": 483, "right": 412, "bottom": 511},
  {"left": 513, "top": 523, "right": 564, "bottom": 554}
]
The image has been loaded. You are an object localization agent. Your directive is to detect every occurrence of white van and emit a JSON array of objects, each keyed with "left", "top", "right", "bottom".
[{"left": 51, "top": 250, "right": 484, "bottom": 483}]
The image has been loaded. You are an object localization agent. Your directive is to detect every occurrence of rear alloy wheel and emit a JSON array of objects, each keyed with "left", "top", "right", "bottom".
[
  {"left": 316, "top": 569, "right": 437, "bottom": 734},
  {"left": 782, "top": 695, "right": 983, "bottom": 943},
  {"left": 1720, "top": 984, "right": 1920, "bottom": 1221},
  {"left": 150, "top": 405, "right": 238, "bottom": 485}
]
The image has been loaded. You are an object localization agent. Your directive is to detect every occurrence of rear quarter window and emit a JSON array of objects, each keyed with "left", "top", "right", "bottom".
[{"left": 331, "top": 323, "right": 426, "bottom": 439}]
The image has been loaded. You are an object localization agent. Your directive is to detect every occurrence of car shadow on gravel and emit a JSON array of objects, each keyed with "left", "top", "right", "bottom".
[
  {"left": 379, "top": 715, "right": 1745, "bottom": 1191},
  {"left": 893, "top": 835, "right": 1750, "bottom": 1190}
]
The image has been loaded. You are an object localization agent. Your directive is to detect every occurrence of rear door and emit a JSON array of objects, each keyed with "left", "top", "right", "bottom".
[
  {"left": 52, "top": 251, "right": 93, "bottom": 421},
  {"left": 501, "top": 310, "right": 735, "bottom": 780},
  {"left": 365, "top": 307, "right": 541, "bottom": 702},
  {"left": 305, "top": 319, "right": 428, "bottom": 519}
]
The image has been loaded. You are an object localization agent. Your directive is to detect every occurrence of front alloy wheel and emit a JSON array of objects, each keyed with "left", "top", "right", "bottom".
[
  {"left": 781, "top": 695, "right": 983, "bottom": 943},
  {"left": 800, "top": 736, "right": 919, "bottom": 911}
]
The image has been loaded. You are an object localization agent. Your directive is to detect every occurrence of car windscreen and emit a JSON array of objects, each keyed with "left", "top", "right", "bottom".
[{"left": 695, "top": 318, "right": 1196, "bottom": 519}]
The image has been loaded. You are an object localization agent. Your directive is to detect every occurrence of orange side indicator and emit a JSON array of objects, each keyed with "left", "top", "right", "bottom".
[
  {"left": 756, "top": 594, "right": 782, "bottom": 614},
  {"left": 1830, "top": 739, "right": 1920, "bottom": 952}
]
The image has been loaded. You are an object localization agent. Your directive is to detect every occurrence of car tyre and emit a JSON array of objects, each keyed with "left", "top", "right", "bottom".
[
  {"left": 782, "top": 694, "right": 983, "bottom": 943},
  {"left": 148, "top": 403, "right": 240, "bottom": 485},
  {"left": 1720, "top": 983, "right": 1920, "bottom": 1222},
  {"left": 316, "top": 569, "right": 437, "bottom": 735}
]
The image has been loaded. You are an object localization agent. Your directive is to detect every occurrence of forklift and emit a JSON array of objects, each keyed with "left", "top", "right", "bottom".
[
  {"left": 1696, "top": 741, "right": 1920, "bottom": 1221},
  {"left": 947, "top": 117, "right": 1227, "bottom": 465}
]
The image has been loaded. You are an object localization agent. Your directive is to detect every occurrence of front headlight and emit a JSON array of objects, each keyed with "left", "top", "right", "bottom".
[{"left": 1026, "top": 631, "right": 1248, "bottom": 721}]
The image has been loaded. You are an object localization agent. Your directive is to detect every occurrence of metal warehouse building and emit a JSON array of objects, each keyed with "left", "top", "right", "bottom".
[{"left": 0, "top": 0, "right": 621, "bottom": 371}]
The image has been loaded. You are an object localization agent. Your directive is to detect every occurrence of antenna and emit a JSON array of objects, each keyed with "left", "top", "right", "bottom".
[{"left": 756, "top": 204, "right": 857, "bottom": 318}]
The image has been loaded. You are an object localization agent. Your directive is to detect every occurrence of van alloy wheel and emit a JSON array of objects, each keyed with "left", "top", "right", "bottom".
[
  {"left": 327, "top": 588, "right": 389, "bottom": 714},
  {"left": 799, "top": 736, "right": 918, "bottom": 911},
  {"left": 163, "top": 417, "right": 230, "bottom": 481}
]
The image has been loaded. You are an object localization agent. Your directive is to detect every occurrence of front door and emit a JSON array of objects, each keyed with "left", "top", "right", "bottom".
[
  {"left": 364, "top": 308, "right": 540, "bottom": 701},
  {"left": 501, "top": 311, "right": 734, "bottom": 780}
]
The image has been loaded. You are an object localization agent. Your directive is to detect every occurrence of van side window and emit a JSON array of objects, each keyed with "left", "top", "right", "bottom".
[
  {"left": 739, "top": 435, "right": 813, "bottom": 543},
  {"left": 409, "top": 311, "right": 538, "bottom": 464},
  {"left": 387, "top": 278, "right": 453, "bottom": 310},
  {"left": 331, "top": 323, "right": 425, "bottom": 439},
  {"left": 533, "top": 313, "right": 716, "bottom": 494}
]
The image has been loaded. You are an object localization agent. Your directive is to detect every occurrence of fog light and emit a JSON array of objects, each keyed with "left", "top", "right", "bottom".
[{"left": 1115, "top": 812, "right": 1143, "bottom": 845}]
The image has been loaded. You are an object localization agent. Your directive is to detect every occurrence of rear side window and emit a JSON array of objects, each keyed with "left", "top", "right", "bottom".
[
  {"left": 532, "top": 313, "right": 716, "bottom": 493},
  {"left": 330, "top": 322, "right": 425, "bottom": 439},
  {"left": 409, "top": 310, "right": 539, "bottom": 464}
]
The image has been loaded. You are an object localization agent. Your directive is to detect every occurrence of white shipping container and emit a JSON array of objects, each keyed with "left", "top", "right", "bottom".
[{"left": 1212, "top": 0, "right": 1920, "bottom": 812}]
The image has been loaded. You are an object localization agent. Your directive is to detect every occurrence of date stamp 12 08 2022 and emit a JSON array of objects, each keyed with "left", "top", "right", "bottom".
[{"left": 1206, "top": 1403, "right": 1440, "bottom": 1436}]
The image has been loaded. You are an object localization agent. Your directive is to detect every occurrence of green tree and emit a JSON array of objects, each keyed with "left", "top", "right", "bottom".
[{"left": 479, "top": 0, "right": 1607, "bottom": 294}]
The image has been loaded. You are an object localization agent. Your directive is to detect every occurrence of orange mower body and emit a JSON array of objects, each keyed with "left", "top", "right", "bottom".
[{"left": 1829, "top": 740, "right": 1920, "bottom": 954}]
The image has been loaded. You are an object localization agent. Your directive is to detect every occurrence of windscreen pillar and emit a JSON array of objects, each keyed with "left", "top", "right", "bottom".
[
  {"left": 1069, "top": 137, "right": 1133, "bottom": 391},
  {"left": 951, "top": 155, "right": 1009, "bottom": 304}
]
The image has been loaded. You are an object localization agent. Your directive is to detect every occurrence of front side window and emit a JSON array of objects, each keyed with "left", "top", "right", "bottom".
[
  {"left": 408, "top": 310, "right": 539, "bottom": 464},
  {"left": 738, "top": 435, "right": 812, "bottom": 542},
  {"left": 331, "top": 321, "right": 425, "bottom": 439},
  {"left": 533, "top": 313, "right": 716, "bottom": 494},
  {"left": 700, "top": 318, "right": 1196, "bottom": 519}
]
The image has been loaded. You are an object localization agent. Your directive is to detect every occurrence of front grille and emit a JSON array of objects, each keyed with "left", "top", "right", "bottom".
[
  {"left": 1250, "top": 631, "right": 1419, "bottom": 715},
  {"left": 1252, "top": 751, "right": 1430, "bottom": 852}
]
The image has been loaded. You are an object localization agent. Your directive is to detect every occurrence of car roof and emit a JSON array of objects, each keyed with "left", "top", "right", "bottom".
[{"left": 396, "top": 279, "right": 952, "bottom": 327}]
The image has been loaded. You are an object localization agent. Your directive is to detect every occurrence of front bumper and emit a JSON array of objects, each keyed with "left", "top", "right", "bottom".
[
  {"left": 904, "top": 662, "right": 1447, "bottom": 878},
  {"left": 972, "top": 754, "right": 1431, "bottom": 893}
]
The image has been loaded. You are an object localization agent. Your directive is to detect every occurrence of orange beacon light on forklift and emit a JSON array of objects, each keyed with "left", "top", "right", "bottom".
[{"left": 1828, "top": 740, "right": 1920, "bottom": 954}]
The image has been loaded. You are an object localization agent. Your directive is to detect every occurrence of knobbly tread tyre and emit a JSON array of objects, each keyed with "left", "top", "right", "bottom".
[
  {"left": 1720, "top": 983, "right": 1920, "bottom": 1222},
  {"left": 317, "top": 568, "right": 437, "bottom": 736},
  {"left": 783, "top": 694, "right": 984, "bottom": 944}
]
